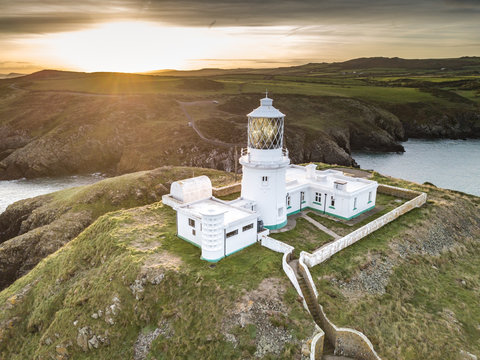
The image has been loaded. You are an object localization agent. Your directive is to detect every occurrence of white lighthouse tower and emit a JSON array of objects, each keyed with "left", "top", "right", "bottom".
[{"left": 239, "top": 94, "right": 290, "bottom": 230}]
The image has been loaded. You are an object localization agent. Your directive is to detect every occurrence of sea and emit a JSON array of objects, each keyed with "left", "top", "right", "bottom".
[
  {"left": 353, "top": 138, "right": 480, "bottom": 196},
  {"left": 0, "top": 139, "right": 479, "bottom": 215},
  {"left": 0, "top": 174, "right": 105, "bottom": 214}
]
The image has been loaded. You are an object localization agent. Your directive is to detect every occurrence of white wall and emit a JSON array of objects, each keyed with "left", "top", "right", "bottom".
[
  {"left": 241, "top": 165, "right": 287, "bottom": 228},
  {"left": 177, "top": 212, "right": 201, "bottom": 247},
  {"left": 346, "top": 185, "right": 377, "bottom": 219},
  {"left": 288, "top": 184, "right": 378, "bottom": 221},
  {"left": 286, "top": 189, "right": 305, "bottom": 215},
  {"left": 261, "top": 236, "right": 294, "bottom": 253},
  {"left": 224, "top": 219, "right": 258, "bottom": 256}
]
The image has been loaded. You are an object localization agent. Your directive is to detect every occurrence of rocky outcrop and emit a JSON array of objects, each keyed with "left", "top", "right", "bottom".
[
  {"left": 386, "top": 102, "right": 480, "bottom": 139},
  {"left": 0, "top": 166, "right": 227, "bottom": 290}
]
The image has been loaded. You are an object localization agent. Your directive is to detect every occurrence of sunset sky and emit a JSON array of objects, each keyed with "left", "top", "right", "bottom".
[{"left": 1, "top": 0, "right": 480, "bottom": 74}]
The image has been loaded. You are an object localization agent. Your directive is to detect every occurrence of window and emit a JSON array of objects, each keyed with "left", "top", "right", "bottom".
[
  {"left": 330, "top": 195, "right": 335, "bottom": 207},
  {"left": 192, "top": 229, "right": 196, "bottom": 236},
  {"left": 368, "top": 191, "right": 372, "bottom": 203},
  {"left": 286, "top": 194, "right": 291, "bottom": 207},
  {"left": 262, "top": 176, "right": 268, "bottom": 184},
  {"left": 278, "top": 207, "right": 283, "bottom": 217},
  {"left": 301, "top": 191, "right": 305, "bottom": 203},
  {"left": 353, "top": 197, "right": 357, "bottom": 210},
  {"left": 226, "top": 229, "right": 238, "bottom": 238},
  {"left": 242, "top": 223, "right": 254, "bottom": 232},
  {"left": 315, "top": 192, "right": 321, "bottom": 203},
  {"left": 188, "top": 218, "right": 195, "bottom": 227}
]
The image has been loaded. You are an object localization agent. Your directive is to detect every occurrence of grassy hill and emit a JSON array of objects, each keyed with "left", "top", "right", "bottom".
[
  {"left": 0, "top": 57, "right": 479, "bottom": 180},
  {"left": 0, "top": 165, "right": 479, "bottom": 359}
]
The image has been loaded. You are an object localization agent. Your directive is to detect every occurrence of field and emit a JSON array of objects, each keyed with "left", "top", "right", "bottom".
[
  {"left": 1, "top": 57, "right": 479, "bottom": 180},
  {"left": 7, "top": 65, "right": 479, "bottom": 106}
]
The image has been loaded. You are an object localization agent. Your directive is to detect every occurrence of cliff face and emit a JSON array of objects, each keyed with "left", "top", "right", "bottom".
[
  {"left": 0, "top": 167, "right": 235, "bottom": 290},
  {"left": 0, "top": 71, "right": 479, "bottom": 180},
  {"left": 387, "top": 102, "right": 480, "bottom": 139},
  {"left": 0, "top": 89, "right": 408, "bottom": 180}
]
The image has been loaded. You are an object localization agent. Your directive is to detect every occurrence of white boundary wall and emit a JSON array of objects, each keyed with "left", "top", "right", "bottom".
[
  {"left": 261, "top": 236, "right": 294, "bottom": 253},
  {"left": 310, "top": 328, "right": 325, "bottom": 360},
  {"left": 303, "top": 189, "right": 427, "bottom": 267},
  {"left": 298, "top": 259, "right": 382, "bottom": 360}
]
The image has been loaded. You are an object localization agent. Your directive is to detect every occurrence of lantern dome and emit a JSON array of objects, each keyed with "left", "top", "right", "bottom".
[{"left": 247, "top": 96, "right": 285, "bottom": 118}]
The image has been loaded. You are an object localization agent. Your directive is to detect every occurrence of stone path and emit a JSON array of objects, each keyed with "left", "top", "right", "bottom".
[
  {"left": 301, "top": 214, "right": 341, "bottom": 240},
  {"left": 177, "top": 100, "right": 244, "bottom": 148},
  {"left": 269, "top": 212, "right": 303, "bottom": 233},
  {"left": 270, "top": 211, "right": 341, "bottom": 240}
]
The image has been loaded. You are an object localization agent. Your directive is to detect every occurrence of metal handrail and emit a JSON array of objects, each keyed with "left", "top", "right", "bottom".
[{"left": 240, "top": 147, "right": 289, "bottom": 157}]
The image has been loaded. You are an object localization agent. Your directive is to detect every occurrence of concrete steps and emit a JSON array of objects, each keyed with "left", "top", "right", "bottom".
[{"left": 288, "top": 258, "right": 338, "bottom": 357}]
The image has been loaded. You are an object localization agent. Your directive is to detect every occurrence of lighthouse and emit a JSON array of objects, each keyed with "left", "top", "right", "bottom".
[
  {"left": 163, "top": 93, "right": 379, "bottom": 262},
  {"left": 239, "top": 94, "right": 290, "bottom": 230}
]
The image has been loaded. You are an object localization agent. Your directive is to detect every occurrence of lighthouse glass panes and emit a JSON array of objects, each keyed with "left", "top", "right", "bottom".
[{"left": 248, "top": 116, "right": 284, "bottom": 149}]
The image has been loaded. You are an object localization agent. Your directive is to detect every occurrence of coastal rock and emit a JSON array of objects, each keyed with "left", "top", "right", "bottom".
[
  {"left": 77, "top": 327, "right": 92, "bottom": 352},
  {"left": 0, "top": 166, "right": 209, "bottom": 290}
]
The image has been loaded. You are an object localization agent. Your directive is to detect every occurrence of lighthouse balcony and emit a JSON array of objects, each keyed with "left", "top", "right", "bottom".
[{"left": 239, "top": 147, "right": 290, "bottom": 168}]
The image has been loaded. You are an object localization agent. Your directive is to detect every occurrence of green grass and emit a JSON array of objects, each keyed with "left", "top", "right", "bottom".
[
  {"left": 217, "top": 191, "right": 241, "bottom": 201},
  {"left": 270, "top": 217, "right": 333, "bottom": 256},
  {"left": 236, "top": 80, "right": 438, "bottom": 103},
  {"left": 49, "top": 167, "right": 237, "bottom": 216},
  {"left": 306, "top": 175, "right": 480, "bottom": 359},
  {"left": 310, "top": 222, "right": 480, "bottom": 360},
  {"left": 306, "top": 193, "right": 406, "bottom": 236},
  {"left": 15, "top": 70, "right": 476, "bottom": 107},
  {"left": 0, "top": 202, "right": 314, "bottom": 359}
]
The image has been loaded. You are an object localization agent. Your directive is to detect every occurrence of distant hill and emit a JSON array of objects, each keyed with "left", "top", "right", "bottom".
[
  {"left": 335, "top": 56, "right": 480, "bottom": 70},
  {"left": 0, "top": 72, "right": 25, "bottom": 79},
  {"left": 146, "top": 56, "right": 480, "bottom": 76}
]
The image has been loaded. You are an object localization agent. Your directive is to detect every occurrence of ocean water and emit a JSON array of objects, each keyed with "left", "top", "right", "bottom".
[
  {"left": 353, "top": 138, "right": 480, "bottom": 196},
  {"left": 0, "top": 174, "right": 104, "bottom": 214}
]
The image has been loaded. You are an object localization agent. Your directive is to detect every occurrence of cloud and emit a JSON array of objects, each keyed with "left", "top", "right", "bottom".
[{"left": 1, "top": 0, "right": 480, "bottom": 36}]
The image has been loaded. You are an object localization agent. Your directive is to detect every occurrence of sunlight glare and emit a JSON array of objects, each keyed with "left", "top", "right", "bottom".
[{"left": 47, "top": 21, "right": 228, "bottom": 72}]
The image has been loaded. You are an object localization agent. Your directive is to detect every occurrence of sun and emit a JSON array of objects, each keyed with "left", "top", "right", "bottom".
[{"left": 47, "top": 21, "right": 218, "bottom": 73}]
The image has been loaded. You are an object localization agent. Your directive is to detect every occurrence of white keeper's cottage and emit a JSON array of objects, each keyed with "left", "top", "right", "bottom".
[{"left": 163, "top": 95, "right": 378, "bottom": 262}]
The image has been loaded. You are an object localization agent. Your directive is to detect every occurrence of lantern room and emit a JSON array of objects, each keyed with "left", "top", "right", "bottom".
[{"left": 247, "top": 96, "right": 285, "bottom": 150}]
